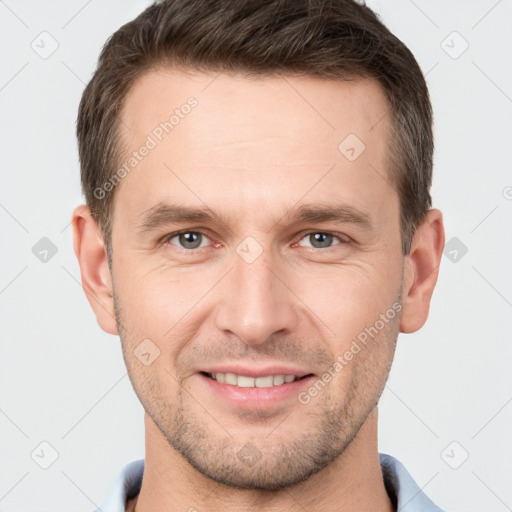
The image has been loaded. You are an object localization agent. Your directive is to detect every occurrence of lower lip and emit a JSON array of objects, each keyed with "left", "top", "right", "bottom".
[{"left": 198, "top": 373, "right": 315, "bottom": 410}]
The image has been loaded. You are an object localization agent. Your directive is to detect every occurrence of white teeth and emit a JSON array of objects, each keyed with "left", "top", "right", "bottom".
[
  {"left": 225, "top": 373, "right": 237, "bottom": 385},
  {"left": 237, "top": 375, "right": 255, "bottom": 387},
  {"left": 208, "top": 372, "right": 301, "bottom": 387},
  {"left": 255, "top": 376, "right": 274, "bottom": 388},
  {"left": 273, "top": 375, "right": 285, "bottom": 385}
]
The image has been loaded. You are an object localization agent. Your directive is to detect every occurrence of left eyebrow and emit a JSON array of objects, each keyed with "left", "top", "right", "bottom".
[
  {"left": 285, "top": 203, "right": 373, "bottom": 229},
  {"left": 135, "top": 201, "right": 374, "bottom": 235}
]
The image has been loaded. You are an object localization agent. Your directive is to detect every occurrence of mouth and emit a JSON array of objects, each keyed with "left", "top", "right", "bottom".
[
  {"left": 198, "top": 369, "right": 316, "bottom": 410},
  {"left": 200, "top": 371, "right": 313, "bottom": 388}
]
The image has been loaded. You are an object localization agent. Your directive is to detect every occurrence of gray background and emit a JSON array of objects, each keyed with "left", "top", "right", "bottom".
[{"left": 1, "top": 1, "right": 511, "bottom": 511}]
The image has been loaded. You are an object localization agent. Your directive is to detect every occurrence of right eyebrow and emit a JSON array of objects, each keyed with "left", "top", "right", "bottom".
[
  {"left": 137, "top": 203, "right": 219, "bottom": 231},
  {"left": 135, "top": 202, "right": 226, "bottom": 234}
]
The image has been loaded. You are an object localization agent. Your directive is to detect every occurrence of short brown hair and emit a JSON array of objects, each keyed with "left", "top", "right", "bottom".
[{"left": 77, "top": 0, "right": 433, "bottom": 255}]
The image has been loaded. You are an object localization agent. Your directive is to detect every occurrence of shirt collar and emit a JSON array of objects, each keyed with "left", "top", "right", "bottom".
[{"left": 380, "top": 453, "right": 445, "bottom": 511}]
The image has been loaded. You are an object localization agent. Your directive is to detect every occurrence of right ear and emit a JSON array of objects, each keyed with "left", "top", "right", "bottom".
[{"left": 71, "top": 205, "right": 118, "bottom": 335}]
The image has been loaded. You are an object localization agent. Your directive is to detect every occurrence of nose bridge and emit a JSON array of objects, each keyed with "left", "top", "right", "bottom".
[{"left": 214, "top": 242, "right": 297, "bottom": 345}]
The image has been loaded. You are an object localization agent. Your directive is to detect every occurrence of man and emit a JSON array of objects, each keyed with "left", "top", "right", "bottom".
[{"left": 71, "top": 0, "right": 446, "bottom": 510}]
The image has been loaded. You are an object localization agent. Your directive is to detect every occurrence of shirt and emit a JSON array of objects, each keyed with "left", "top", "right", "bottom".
[{"left": 93, "top": 453, "right": 445, "bottom": 512}]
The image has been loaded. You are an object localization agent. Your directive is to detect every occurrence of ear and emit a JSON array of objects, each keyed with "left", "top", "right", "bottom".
[
  {"left": 71, "top": 205, "right": 118, "bottom": 335},
  {"left": 400, "top": 209, "right": 445, "bottom": 333}
]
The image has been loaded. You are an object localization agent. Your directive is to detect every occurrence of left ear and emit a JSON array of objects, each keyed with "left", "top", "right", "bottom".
[{"left": 400, "top": 209, "right": 445, "bottom": 333}]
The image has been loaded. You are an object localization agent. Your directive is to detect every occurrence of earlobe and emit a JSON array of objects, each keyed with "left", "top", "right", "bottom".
[
  {"left": 399, "top": 209, "right": 445, "bottom": 334},
  {"left": 71, "top": 205, "right": 119, "bottom": 335}
]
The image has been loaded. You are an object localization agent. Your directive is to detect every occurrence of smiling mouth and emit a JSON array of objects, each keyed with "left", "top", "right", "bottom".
[{"left": 200, "top": 371, "right": 314, "bottom": 388}]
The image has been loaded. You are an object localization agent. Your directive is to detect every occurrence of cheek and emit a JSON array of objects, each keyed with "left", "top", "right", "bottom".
[
  {"left": 113, "top": 262, "right": 217, "bottom": 360},
  {"left": 113, "top": 269, "right": 194, "bottom": 403},
  {"left": 294, "top": 263, "right": 401, "bottom": 344},
  {"left": 115, "top": 262, "right": 186, "bottom": 323}
]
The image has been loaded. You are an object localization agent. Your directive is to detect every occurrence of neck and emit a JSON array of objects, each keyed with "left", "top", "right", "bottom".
[{"left": 128, "top": 408, "right": 393, "bottom": 512}]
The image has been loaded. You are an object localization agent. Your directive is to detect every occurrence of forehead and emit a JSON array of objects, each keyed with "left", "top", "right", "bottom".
[
  {"left": 121, "top": 67, "right": 389, "bottom": 150},
  {"left": 115, "top": 68, "right": 394, "bottom": 229}
]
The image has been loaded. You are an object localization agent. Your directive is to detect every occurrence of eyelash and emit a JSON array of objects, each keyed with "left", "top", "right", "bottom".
[{"left": 161, "top": 229, "right": 350, "bottom": 253}]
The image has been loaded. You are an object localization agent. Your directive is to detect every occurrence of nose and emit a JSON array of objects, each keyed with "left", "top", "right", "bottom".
[{"left": 213, "top": 249, "right": 299, "bottom": 346}]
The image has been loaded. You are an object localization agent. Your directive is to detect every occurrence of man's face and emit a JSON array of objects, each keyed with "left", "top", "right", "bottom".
[{"left": 110, "top": 69, "right": 404, "bottom": 488}]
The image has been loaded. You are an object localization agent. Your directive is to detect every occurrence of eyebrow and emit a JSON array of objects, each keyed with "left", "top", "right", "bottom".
[{"left": 135, "top": 201, "right": 373, "bottom": 234}]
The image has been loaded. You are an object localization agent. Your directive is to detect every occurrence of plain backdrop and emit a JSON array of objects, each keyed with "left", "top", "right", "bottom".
[{"left": 1, "top": 1, "right": 511, "bottom": 511}]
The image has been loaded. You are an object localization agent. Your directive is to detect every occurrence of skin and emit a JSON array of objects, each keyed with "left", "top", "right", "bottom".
[{"left": 72, "top": 69, "right": 444, "bottom": 512}]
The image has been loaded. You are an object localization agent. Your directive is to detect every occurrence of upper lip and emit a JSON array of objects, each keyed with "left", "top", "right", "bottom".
[{"left": 200, "top": 365, "right": 313, "bottom": 378}]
